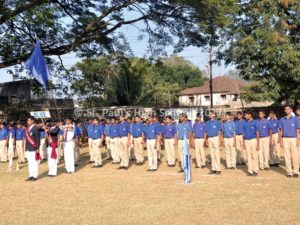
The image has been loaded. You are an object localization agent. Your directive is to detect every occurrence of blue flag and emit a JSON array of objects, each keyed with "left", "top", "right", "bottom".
[
  {"left": 183, "top": 134, "right": 191, "bottom": 183},
  {"left": 25, "top": 40, "right": 49, "bottom": 88}
]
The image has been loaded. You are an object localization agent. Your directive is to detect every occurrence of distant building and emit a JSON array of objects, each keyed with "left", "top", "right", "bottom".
[
  {"left": 0, "top": 80, "right": 74, "bottom": 119},
  {"left": 179, "top": 76, "right": 272, "bottom": 109}
]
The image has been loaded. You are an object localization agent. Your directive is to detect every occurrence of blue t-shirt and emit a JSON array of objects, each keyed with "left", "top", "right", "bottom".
[
  {"left": 243, "top": 119, "right": 258, "bottom": 140},
  {"left": 222, "top": 121, "right": 236, "bottom": 138},
  {"left": 205, "top": 119, "right": 221, "bottom": 137},
  {"left": 279, "top": 116, "right": 300, "bottom": 138},
  {"left": 177, "top": 121, "right": 192, "bottom": 139},
  {"left": 193, "top": 122, "right": 206, "bottom": 138}
]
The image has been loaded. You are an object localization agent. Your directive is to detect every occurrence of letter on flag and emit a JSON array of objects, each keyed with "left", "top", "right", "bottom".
[
  {"left": 183, "top": 133, "right": 191, "bottom": 183},
  {"left": 25, "top": 40, "right": 49, "bottom": 88}
]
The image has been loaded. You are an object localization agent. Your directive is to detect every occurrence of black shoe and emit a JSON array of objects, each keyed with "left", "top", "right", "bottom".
[
  {"left": 107, "top": 157, "right": 113, "bottom": 161},
  {"left": 152, "top": 169, "right": 157, "bottom": 172},
  {"left": 215, "top": 171, "right": 221, "bottom": 175},
  {"left": 247, "top": 172, "right": 253, "bottom": 176},
  {"left": 147, "top": 169, "right": 152, "bottom": 172},
  {"left": 293, "top": 174, "right": 299, "bottom": 178},
  {"left": 201, "top": 165, "right": 206, "bottom": 168},
  {"left": 178, "top": 169, "right": 184, "bottom": 173},
  {"left": 195, "top": 166, "right": 200, "bottom": 169},
  {"left": 32, "top": 178, "right": 37, "bottom": 181},
  {"left": 158, "top": 158, "right": 161, "bottom": 162},
  {"left": 209, "top": 170, "right": 216, "bottom": 175},
  {"left": 253, "top": 172, "right": 258, "bottom": 176},
  {"left": 25, "top": 177, "right": 33, "bottom": 181},
  {"left": 88, "top": 161, "right": 93, "bottom": 164},
  {"left": 287, "top": 174, "right": 293, "bottom": 178},
  {"left": 123, "top": 167, "right": 128, "bottom": 170},
  {"left": 117, "top": 166, "right": 124, "bottom": 170},
  {"left": 75, "top": 164, "right": 79, "bottom": 167},
  {"left": 275, "top": 163, "right": 280, "bottom": 167}
]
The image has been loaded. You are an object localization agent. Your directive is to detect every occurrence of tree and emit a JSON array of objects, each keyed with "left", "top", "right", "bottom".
[
  {"left": 223, "top": 0, "right": 300, "bottom": 104},
  {"left": 0, "top": 0, "right": 204, "bottom": 70},
  {"left": 70, "top": 54, "right": 205, "bottom": 107}
]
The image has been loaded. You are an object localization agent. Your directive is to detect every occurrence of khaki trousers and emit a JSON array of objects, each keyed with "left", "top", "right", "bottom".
[
  {"left": 39, "top": 138, "right": 46, "bottom": 159},
  {"left": 119, "top": 137, "right": 129, "bottom": 167},
  {"left": 245, "top": 139, "right": 259, "bottom": 174},
  {"left": 147, "top": 139, "right": 157, "bottom": 170},
  {"left": 88, "top": 137, "right": 93, "bottom": 161},
  {"left": 16, "top": 140, "right": 25, "bottom": 163},
  {"left": 133, "top": 137, "right": 144, "bottom": 163},
  {"left": 194, "top": 138, "right": 206, "bottom": 167},
  {"left": 270, "top": 133, "right": 280, "bottom": 164},
  {"left": 165, "top": 138, "right": 176, "bottom": 165},
  {"left": 208, "top": 136, "right": 221, "bottom": 172},
  {"left": 236, "top": 135, "right": 246, "bottom": 164},
  {"left": 282, "top": 138, "right": 299, "bottom": 175},
  {"left": 0, "top": 140, "right": 7, "bottom": 162},
  {"left": 91, "top": 139, "right": 102, "bottom": 166},
  {"left": 224, "top": 137, "right": 236, "bottom": 168},
  {"left": 106, "top": 136, "right": 112, "bottom": 158},
  {"left": 110, "top": 137, "right": 120, "bottom": 163},
  {"left": 258, "top": 137, "right": 270, "bottom": 169}
]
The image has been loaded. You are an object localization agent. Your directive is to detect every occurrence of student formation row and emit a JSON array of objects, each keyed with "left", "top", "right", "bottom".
[{"left": 1, "top": 104, "right": 300, "bottom": 181}]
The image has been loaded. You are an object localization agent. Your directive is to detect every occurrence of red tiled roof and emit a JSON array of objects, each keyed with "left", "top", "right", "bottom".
[{"left": 179, "top": 76, "right": 248, "bottom": 96}]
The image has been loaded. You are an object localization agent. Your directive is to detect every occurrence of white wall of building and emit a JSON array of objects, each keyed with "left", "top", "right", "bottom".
[{"left": 179, "top": 93, "right": 240, "bottom": 107}]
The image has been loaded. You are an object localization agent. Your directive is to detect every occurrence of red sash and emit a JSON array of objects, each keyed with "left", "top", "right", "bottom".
[
  {"left": 25, "top": 127, "right": 37, "bottom": 149},
  {"left": 26, "top": 127, "right": 40, "bottom": 161},
  {"left": 48, "top": 133, "right": 58, "bottom": 159}
]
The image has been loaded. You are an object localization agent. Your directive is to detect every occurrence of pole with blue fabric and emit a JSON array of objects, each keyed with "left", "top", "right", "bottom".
[
  {"left": 25, "top": 40, "right": 60, "bottom": 120},
  {"left": 183, "top": 131, "right": 192, "bottom": 183}
]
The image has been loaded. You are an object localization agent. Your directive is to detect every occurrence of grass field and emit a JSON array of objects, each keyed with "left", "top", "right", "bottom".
[{"left": 1, "top": 146, "right": 300, "bottom": 225}]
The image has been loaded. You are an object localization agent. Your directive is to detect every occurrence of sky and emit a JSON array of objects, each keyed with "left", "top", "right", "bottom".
[{"left": 0, "top": 11, "right": 235, "bottom": 83}]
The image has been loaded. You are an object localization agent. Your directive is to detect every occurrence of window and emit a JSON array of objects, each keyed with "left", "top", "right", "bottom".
[
  {"left": 189, "top": 96, "right": 195, "bottom": 105},
  {"left": 221, "top": 95, "right": 227, "bottom": 100},
  {"left": 204, "top": 96, "right": 210, "bottom": 101},
  {"left": 233, "top": 94, "right": 239, "bottom": 101}
]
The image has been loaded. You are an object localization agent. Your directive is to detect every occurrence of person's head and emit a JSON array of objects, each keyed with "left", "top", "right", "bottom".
[
  {"left": 179, "top": 113, "right": 188, "bottom": 122},
  {"left": 237, "top": 111, "right": 243, "bottom": 120},
  {"left": 295, "top": 106, "right": 300, "bottom": 116},
  {"left": 196, "top": 113, "right": 202, "bottom": 122},
  {"left": 17, "top": 122, "right": 22, "bottom": 129},
  {"left": 88, "top": 118, "right": 93, "bottom": 124},
  {"left": 165, "top": 115, "right": 172, "bottom": 124},
  {"left": 258, "top": 110, "right": 265, "bottom": 119},
  {"left": 135, "top": 115, "right": 141, "bottom": 123},
  {"left": 152, "top": 116, "right": 158, "bottom": 123},
  {"left": 111, "top": 118, "right": 116, "bottom": 124},
  {"left": 284, "top": 104, "right": 293, "bottom": 116},
  {"left": 27, "top": 116, "right": 36, "bottom": 126},
  {"left": 225, "top": 112, "right": 232, "bottom": 121},
  {"left": 93, "top": 117, "right": 100, "bottom": 125},
  {"left": 0, "top": 123, "right": 4, "bottom": 129},
  {"left": 8, "top": 124, "right": 14, "bottom": 130},
  {"left": 65, "top": 117, "right": 73, "bottom": 125},
  {"left": 269, "top": 111, "right": 276, "bottom": 119},
  {"left": 209, "top": 110, "right": 216, "bottom": 120},
  {"left": 244, "top": 111, "right": 253, "bottom": 120},
  {"left": 119, "top": 115, "right": 125, "bottom": 122}
]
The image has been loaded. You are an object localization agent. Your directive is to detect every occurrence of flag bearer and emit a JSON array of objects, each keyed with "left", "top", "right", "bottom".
[
  {"left": 74, "top": 121, "right": 82, "bottom": 167},
  {"left": 104, "top": 119, "right": 112, "bottom": 160},
  {"left": 0, "top": 122, "right": 8, "bottom": 163},
  {"left": 177, "top": 113, "right": 192, "bottom": 173},
  {"left": 269, "top": 111, "right": 280, "bottom": 167},
  {"left": 86, "top": 119, "right": 94, "bottom": 163},
  {"left": 15, "top": 122, "right": 26, "bottom": 164},
  {"left": 242, "top": 111, "right": 259, "bottom": 176},
  {"left": 117, "top": 115, "right": 131, "bottom": 170},
  {"left": 163, "top": 115, "right": 177, "bottom": 167},
  {"left": 62, "top": 117, "right": 76, "bottom": 173},
  {"left": 205, "top": 111, "right": 222, "bottom": 175},
  {"left": 46, "top": 120, "right": 60, "bottom": 177},
  {"left": 257, "top": 110, "right": 271, "bottom": 170},
  {"left": 279, "top": 105, "right": 300, "bottom": 178},
  {"left": 221, "top": 112, "right": 237, "bottom": 169},
  {"left": 192, "top": 113, "right": 206, "bottom": 168},
  {"left": 131, "top": 115, "right": 144, "bottom": 165}
]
